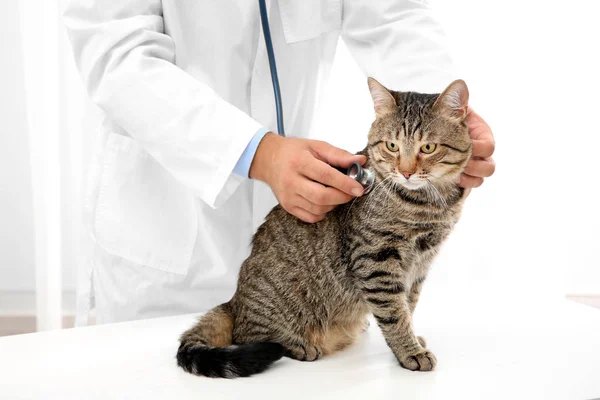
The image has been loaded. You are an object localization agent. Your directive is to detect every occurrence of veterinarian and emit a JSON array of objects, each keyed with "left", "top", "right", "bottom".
[{"left": 63, "top": 0, "right": 495, "bottom": 325}]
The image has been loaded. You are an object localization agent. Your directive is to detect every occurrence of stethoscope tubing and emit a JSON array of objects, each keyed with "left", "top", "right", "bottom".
[
  {"left": 257, "top": 1, "right": 374, "bottom": 193},
  {"left": 258, "top": 0, "right": 286, "bottom": 136}
]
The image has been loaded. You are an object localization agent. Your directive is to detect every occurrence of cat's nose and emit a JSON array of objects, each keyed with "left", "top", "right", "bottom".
[{"left": 400, "top": 171, "right": 413, "bottom": 179}]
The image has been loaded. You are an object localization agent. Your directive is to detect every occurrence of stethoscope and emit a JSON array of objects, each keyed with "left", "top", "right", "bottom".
[{"left": 258, "top": 0, "right": 375, "bottom": 194}]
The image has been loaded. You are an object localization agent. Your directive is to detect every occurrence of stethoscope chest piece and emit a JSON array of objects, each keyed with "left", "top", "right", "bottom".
[{"left": 347, "top": 162, "right": 375, "bottom": 194}]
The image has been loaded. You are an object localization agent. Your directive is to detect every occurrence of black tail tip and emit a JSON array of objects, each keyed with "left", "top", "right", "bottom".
[{"left": 177, "top": 342, "right": 285, "bottom": 378}]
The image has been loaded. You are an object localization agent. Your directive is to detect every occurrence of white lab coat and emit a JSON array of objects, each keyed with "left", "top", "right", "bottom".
[{"left": 63, "top": 0, "right": 455, "bottom": 324}]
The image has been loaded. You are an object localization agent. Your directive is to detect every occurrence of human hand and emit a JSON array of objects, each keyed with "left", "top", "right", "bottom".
[
  {"left": 249, "top": 133, "right": 367, "bottom": 223},
  {"left": 460, "top": 107, "right": 496, "bottom": 190}
]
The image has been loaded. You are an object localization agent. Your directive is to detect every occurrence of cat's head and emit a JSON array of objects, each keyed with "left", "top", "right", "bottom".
[{"left": 366, "top": 78, "right": 472, "bottom": 191}]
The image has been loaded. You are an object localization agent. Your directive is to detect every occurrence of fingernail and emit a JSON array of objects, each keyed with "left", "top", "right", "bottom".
[{"left": 352, "top": 188, "right": 363, "bottom": 196}]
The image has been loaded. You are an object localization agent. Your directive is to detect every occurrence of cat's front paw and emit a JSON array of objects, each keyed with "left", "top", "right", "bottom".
[
  {"left": 399, "top": 350, "right": 437, "bottom": 371},
  {"left": 417, "top": 336, "right": 427, "bottom": 348}
]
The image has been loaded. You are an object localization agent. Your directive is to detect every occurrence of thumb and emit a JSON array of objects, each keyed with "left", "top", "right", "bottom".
[{"left": 311, "top": 141, "right": 367, "bottom": 168}]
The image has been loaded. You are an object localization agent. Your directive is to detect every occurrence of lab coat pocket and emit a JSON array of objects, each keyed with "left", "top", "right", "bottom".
[
  {"left": 278, "top": 0, "right": 341, "bottom": 43},
  {"left": 93, "top": 133, "right": 198, "bottom": 276}
]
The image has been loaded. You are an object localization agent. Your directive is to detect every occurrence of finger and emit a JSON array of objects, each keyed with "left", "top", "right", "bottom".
[
  {"left": 458, "top": 174, "right": 484, "bottom": 189},
  {"left": 301, "top": 159, "right": 365, "bottom": 197},
  {"left": 297, "top": 179, "right": 354, "bottom": 206},
  {"left": 289, "top": 207, "right": 325, "bottom": 224},
  {"left": 310, "top": 141, "right": 367, "bottom": 169},
  {"left": 471, "top": 126, "right": 494, "bottom": 142},
  {"left": 293, "top": 194, "right": 335, "bottom": 216},
  {"left": 463, "top": 158, "right": 495, "bottom": 178},
  {"left": 466, "top": 107, "right": 495, "bottom": 142},
  {"left": 471, "top": 139, "right": 495, "bottom": 158}
]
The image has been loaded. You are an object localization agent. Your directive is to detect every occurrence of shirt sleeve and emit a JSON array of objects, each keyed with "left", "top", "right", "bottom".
[
  {"left": 233, "top": 128, "right": 271, "bottom": 178},
  {"left": 341, "top": 0, "right": 458, "bottom": 93},
  {"left": 63, "top": 0, "right": 263, "bottom": 208}
]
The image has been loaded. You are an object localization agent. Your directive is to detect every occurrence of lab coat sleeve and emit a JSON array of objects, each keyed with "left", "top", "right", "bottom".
[
  {"left": 341, "top": 0, "right": 458, "bottom": 93},
  {"left": 63, "top": 0, "right": 263, "bottom": 208}
]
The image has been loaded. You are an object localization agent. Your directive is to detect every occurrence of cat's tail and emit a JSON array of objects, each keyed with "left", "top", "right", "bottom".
[{"left": 176, "top": 302, "right": 285, "bottom": 378}]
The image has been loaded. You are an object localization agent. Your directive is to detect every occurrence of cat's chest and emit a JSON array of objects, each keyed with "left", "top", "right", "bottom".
[
  {"left": 385, "top": 224, "right": 450, "bottom": 278},
  {"left": 365, "top": 219, "right": 452, "bottom": 252}
]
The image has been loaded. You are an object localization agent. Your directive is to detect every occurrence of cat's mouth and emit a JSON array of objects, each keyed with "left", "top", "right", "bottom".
[
  {"left": 401, "top": 181, "right": 426, "bottom": 190},
  {"left": 392, "top": 175, "right": 428, "bottom": 191}
]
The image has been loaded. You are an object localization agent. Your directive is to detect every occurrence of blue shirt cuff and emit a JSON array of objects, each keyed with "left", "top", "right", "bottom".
[{"left": 233, "top": 127, "right": 270, "bottom": 178}]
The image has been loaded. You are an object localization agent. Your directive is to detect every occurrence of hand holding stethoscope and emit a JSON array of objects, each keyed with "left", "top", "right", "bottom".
[{"left": 258, "top": 0, "right": 375, "bottom": 213}]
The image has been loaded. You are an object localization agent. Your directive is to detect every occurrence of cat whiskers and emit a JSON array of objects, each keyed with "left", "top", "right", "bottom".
[
  {"left": 363, "top": 176, "right": 392, "bottom": 220},
  {"left": 366, "top": 177, "right": 393, "bottom": 220},
  {"left": 344, "top": 196, "right": 362, "bottom": 223},
  {"left": 424, "top": 178, "right": 447, "bottom": 208},
  {"left": 344, "top": 175, "right": 392, "bottom": 223},
  {"left": 419, "top": 179, "right": 435, "bottom": 205},
  {"left": 363, "top": 175, "right": 394, "bottom": 222},
  {"left": 380, "top": 177, "right": 398, "bottom": 218},
  {"left": 371, "top": 177, "right": 396, "bottom": 221}
]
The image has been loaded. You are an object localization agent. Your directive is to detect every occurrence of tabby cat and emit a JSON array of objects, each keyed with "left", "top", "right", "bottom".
[{"left": 177, "top": 78, "right": 472, "bottom": 378}]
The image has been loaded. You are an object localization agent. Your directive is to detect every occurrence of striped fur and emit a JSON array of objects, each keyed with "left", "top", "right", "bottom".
[{"left": 177, "top": 79, "right": 472, "bottom": 377}]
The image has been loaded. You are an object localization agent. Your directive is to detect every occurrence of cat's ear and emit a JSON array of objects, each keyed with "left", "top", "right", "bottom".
[
  {"left": 368, "top": 77, "right": 397, "bottom": 117},
  {"left": 433, "top": 79, "right": 469, "bottom": 120}
]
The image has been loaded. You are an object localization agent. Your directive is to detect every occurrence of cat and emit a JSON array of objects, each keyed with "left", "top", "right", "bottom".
[{"left": 176, "top": 78, "right": 472, "bottom": 378}]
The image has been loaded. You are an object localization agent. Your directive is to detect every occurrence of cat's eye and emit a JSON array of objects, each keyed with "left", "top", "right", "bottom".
[
  {"left": 420, "top": 144, "right": 437, "bottom": 154},
  {"left": 386, "top": 142, "right": 399, "bottom": 152}
]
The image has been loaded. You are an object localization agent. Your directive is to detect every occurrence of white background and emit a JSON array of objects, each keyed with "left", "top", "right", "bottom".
[
  {"left": 0, "top": 2, "right": 35, "bottom": 294},
  {"left": 315, "top": 0, "right": 600, "bottom": 296},
  {"left": 1, "top": 0, "right": 598, "bottom": 322}
]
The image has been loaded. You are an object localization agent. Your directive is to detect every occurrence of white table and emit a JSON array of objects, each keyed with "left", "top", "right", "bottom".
[{"left": 1, "top": 294, "right": 599, "bottom": 400}]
